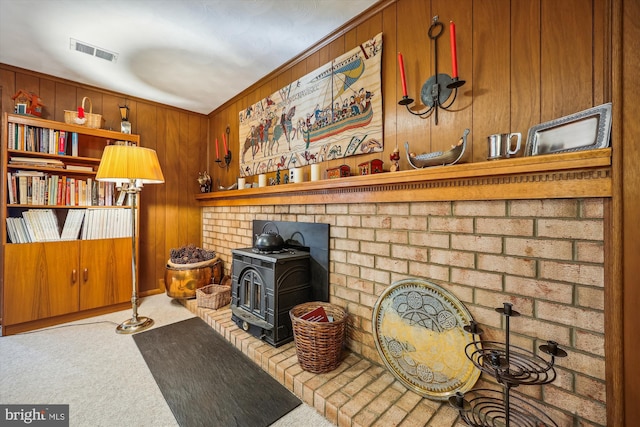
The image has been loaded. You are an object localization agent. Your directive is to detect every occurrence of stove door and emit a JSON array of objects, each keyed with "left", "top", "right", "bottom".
[
  {"left": 231, "top": 266, "right": 273, "bottom": 332},
  {"left": 239, "top": 268, "right": 266, "bottom": 318}
]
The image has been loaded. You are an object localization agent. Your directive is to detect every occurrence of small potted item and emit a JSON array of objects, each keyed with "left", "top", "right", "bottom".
[{"left": 164, "top": 244, "right": 222, "bottom": 299}]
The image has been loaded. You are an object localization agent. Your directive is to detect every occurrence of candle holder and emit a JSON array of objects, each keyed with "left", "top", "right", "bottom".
[
  {"left": 216, "top": 126, "right": 232, "bottom": 169},
  {"left": 449, "top": 303, "right": 567, "bottom": 427},
  {"left": 399, "top": 15, "right": 465, "bottom": 125}
]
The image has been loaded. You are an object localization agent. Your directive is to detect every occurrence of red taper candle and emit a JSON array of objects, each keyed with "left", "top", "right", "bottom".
[
  {"left": 397, "top": 52, "right": 408, "bottom": 97},
  {"left": 450, "top": 21, "right": 458, "bottom": 78}
]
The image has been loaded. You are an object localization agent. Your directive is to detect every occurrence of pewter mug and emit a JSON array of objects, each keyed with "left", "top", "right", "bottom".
[{"left": 487, "top": 132, "right": 522, "bottom": 160}]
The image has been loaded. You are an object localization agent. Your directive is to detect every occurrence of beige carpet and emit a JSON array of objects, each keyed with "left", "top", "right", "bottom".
[{"left": 0, "top": 294, "right": 335, "bottom": 427}]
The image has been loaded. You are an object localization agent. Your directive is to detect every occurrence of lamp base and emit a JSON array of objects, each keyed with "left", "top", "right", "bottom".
[{"left": 115, "top": 316, "right": 154, "bottom": 334}]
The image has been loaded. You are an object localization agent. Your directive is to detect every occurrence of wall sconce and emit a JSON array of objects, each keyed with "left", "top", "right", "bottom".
[
  {"left": 215, "top": 125, "right": 232, "bottom": 169},
  {"left": 398, "top": 16, "right": 466, "bottom": 125},
  {"left": 120, "top": 104, "right": 131, "bottom": 134}
]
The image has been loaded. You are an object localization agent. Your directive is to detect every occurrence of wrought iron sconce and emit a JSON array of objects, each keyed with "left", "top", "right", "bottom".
[
  {"left": 398, "top": 16, "right": 465, "bottom": 125},
  {"left": 216, "top": 125, "right": 232, "bottom": 169}
]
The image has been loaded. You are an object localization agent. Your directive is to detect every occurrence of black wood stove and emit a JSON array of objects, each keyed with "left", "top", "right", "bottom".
[{"left": 230, "top": 220, "right": 329, "bottom": 347}]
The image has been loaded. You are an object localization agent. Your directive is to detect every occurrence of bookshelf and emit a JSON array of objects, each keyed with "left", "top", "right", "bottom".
[{"left": 1, "top": 113, "right": 139, "bottom": 335}]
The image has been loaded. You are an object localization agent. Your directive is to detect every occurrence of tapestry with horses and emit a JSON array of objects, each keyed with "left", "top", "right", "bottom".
[{"left": 238, "top": 32, "right": 383, "bottom": 177}]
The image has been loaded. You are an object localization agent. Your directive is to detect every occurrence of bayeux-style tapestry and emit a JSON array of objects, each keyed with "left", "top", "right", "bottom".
[{"left": 238, "top": 32, "right": 383, "bottom": 176}]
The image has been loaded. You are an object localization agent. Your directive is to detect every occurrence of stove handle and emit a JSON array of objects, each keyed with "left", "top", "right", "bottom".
[{"left": 231, "top": 306, "right": 274, "bottom": 331}]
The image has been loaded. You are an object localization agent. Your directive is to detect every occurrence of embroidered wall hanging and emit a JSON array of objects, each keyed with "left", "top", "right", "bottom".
[{"left": 238, "top": 32, "right": 383, "bottom": 176}]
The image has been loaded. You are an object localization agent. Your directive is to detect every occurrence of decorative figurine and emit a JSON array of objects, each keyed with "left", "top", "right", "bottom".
[
  {"left": 197, "top": 171, "right": 212, "bottom": 193},
  {"left": 327, "top": 165, "right": 350, "bottom": 179},
  {"left": 358, "top": 159, "right": 384, "bottom": 175},
  {"left": 389, "top": 145, "right": 400, "bottom": 172}
]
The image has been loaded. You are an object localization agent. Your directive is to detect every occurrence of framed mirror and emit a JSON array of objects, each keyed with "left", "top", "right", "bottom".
[{"left": 524, "top": 103, "right": 612, "bottom": 156}]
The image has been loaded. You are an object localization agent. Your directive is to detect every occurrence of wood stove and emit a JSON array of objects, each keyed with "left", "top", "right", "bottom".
[{"left": 230, "top": 221, "right": 329, "bottom": 347}]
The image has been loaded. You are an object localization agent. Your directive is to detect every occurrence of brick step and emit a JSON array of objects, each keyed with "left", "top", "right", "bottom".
[{"left": 180, "top": 299, "right": 464, "bottom": 427}]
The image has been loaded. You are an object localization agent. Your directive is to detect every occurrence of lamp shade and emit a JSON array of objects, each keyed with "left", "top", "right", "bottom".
[{"left": 96, "top": 145, "right": 164, "bottom": 184}]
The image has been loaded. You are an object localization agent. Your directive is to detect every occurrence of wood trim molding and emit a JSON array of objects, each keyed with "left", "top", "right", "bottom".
[{"left": 196, "top": 148, "right": 612, "bottom": 206}]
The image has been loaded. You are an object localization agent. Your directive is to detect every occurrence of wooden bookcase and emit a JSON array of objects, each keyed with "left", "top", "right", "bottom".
[{"left": 1, "top": 113, "right": 139, "bottom": 335}]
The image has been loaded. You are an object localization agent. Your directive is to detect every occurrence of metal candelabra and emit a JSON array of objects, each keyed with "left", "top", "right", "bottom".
[
  {"left": 449, "top": 303, "right": 567, "bottom": 427},
  {"left": 398, "top": 16, "right": 465, "bottom": 125}
]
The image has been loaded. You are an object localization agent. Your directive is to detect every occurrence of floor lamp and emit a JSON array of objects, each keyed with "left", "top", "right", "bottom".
[{"left": 96, "top": 144, "right": 165, "bottom": 334}]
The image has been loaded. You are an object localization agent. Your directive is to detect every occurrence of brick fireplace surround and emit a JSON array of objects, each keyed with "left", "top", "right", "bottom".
[{"left": 199, "top": 197, "right": 605, "bottom": 426}]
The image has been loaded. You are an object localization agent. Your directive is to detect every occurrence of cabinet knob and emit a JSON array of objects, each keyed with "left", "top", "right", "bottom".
[
  {"left": 72, "top": 269, "right": 77, "bottom": 283},
  {"left": 83, "top": 268, "right": 89, "bottom": 282}
]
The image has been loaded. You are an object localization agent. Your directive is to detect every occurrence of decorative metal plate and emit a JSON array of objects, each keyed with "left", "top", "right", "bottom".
[
  {"left": 524, "top": 102, "right": 612, "bottom": 156},
  {"left": 372, "top": 278, "right": 480, "bottom": 400}
]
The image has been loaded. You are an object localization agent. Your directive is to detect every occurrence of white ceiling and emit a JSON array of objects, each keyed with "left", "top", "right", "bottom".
[{"left": 0, "top": 0, "right": 379, "bottom": 115}]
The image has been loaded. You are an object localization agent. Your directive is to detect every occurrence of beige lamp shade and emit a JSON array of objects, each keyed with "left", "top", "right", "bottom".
[{"left": 96, "top": 145, "right": 164, "bottom": 184}]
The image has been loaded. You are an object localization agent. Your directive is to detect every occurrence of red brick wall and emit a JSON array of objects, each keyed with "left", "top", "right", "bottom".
[{"left": 202, "top": 197, "right": 606, "bottom": 426}]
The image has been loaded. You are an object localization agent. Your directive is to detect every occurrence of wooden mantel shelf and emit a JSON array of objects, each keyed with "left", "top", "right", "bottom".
[{"left": 196, "top": 148, "right": 612, "bottom": 206}]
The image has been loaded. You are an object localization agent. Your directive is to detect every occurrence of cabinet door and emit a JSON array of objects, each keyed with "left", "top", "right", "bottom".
[
  {"left": 79, "top": 238, "right": 132, "bottom": 310},
  {"left": 3, "top": 241, "right": 79, "bottom": 325}
]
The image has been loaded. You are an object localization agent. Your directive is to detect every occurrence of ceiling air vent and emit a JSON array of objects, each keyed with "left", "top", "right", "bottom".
[{"left": 70, "top": 38, "right": 118, "bottom": 63}]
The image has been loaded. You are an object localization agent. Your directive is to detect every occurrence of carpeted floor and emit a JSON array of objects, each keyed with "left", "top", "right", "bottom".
[
  {"left": 0, "top": 295, "right": 335, "bottom": 427},
  {"left": 134, "top": 317, "right": 301, "bottom": 427}
]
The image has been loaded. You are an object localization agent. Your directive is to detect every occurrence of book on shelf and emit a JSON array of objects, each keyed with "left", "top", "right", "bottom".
[
  {"left": 6, "top": 172, "right": 16, "bottom": 204},
  {"left": 71, "top": 132, "right": 78, "bottom": 156},
  {"left": 81, "top": 208, "right": 131, "bottom": 240},
  {"left": 21, "top": 209, "right": 61, "bottom": 242},
  {"left": 6, "top": 217, "right": 31, "bottom": 243},
  {"left": 65, "top": 164, "right": 93, "bottom": 172},
  {"left": 58, "top": 130, "right": 67, "bottom": 155},
  {"left": 9, "top": 156, "right": 64, "bottom": 168},
  {"left": 60, "top": 210, "right": 85, "bottom": 241}
]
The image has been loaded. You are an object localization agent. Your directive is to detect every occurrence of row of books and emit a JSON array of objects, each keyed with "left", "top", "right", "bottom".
[
  {"left": 6, "top": 208, "right": 132, "bottom": 244},
  {"left": 6, "top": 171, "right": 125, "bottom": 207},
  {"left": 7, "top": 123, "right": 79, "bottom": 156}
]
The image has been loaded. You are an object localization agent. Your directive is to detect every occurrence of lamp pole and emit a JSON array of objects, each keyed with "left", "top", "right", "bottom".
[{"left": 115, "top": 181, "right": 154, "bottom": 334}]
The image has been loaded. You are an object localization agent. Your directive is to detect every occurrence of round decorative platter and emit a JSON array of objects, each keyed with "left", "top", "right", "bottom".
[{"left": 372, "top": 278, "right": 480, "bottom": 400}]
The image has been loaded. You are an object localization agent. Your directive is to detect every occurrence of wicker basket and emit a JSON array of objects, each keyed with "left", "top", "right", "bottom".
[
  {"left": 196, "top": 284, "right": 231, "bottom": 310},
  {"left": 290, "top": 302, "right": 347, "bottom": 373},
  {"left": 64, "top": 97, "right": 102, "bottom": 129}
]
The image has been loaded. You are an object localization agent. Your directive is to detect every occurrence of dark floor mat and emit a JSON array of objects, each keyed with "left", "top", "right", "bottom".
[{"left": 133, "top": 317, "right": 301, "bottom": 427}]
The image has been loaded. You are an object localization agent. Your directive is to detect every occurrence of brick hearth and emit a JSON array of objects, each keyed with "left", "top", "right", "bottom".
[{"left": 180, "top": 299, "right": 466, "bottom": 427}]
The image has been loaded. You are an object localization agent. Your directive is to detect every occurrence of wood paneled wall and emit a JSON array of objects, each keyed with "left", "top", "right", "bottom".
[
  {"left": 0, "top": 65, "right": 208, "bottom": 294},
  {"left": 207, "top": 0, "right": 610, "bottom": 186}
]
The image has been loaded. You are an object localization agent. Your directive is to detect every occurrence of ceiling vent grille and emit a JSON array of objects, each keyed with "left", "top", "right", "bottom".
[{"left": 70, "top": 38, "right": 118, "bottom": 63}]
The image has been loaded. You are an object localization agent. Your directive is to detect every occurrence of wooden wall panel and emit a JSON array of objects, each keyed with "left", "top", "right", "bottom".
[
  {"left": 511, "top": 0, "right": 541, "bottom": 141},
  {"left": 137, "top": 103, "right": 161, "bottom": 292},
  {"left": 382, "top": 5, "right": 398, "bottom": 162},
  {"left": 53, "top": 82, "right": 75, "bottom": 122},
  {"left": 0, "top": 69, "right": 15, "bottom": 114},
  {"left": 541, "top": 0, "right": 594, "bottom": 120},
  {"left": 38, "top": 79, "right": 56, "bottom": 121},
  {"left": 620, "top": 0, "right": 640, "bottom": 423},
  {"left": 151, "top": 107, "right": 169, "bottom": 293},
  {"left": 471, "top": 0, "right": 511, "bottom": 162},
  {"left": 396, "top": 0, "right": 431, "bottom": 163}
]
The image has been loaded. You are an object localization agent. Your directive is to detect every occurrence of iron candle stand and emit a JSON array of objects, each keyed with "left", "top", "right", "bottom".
[
  {"left": 449, "top": 303, "right": 567, "bottom": 427},
  {"left": 216, "top": 125, "right": 232, "bottom": 169},
  {"left": 399, "top": 16, "right": 465, "bottom": 125}
]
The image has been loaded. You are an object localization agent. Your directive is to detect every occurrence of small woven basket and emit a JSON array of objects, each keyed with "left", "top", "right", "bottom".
[
  {"left": 290, "top": 302, "right": 347, "bottom": 373},
  {"left": 64, "top": 97, "right": 102, "bottom": 129},
  {"left": 196, "top": 284, "right": 231, "bottom": 310}
]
